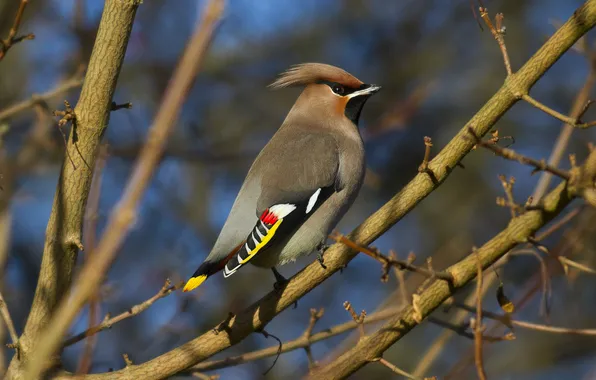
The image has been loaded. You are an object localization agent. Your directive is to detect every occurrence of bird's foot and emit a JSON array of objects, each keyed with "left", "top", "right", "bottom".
[
  {"left": 212, "top": 312, "right": 234, "bottom": 335},
  {"left": 271, "top": 267, "right": 298, "bottom": 308},
  {"left": 316, "top": 242, "right": 329, "bottom": 269},
  {"left": 271, "top": 267, "right": 288, "bottom": 290}
]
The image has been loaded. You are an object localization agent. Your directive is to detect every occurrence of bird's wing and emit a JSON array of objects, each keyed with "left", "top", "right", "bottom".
[{"left": 222, "top": 130, "right": 339, "bottom": 277}]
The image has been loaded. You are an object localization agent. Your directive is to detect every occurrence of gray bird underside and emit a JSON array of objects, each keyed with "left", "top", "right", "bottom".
[{"left": 207, "top": 121, "right": 364, "bottom": 269}]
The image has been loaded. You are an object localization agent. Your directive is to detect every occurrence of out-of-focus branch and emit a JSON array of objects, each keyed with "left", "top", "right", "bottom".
[
  {"left": 24, "top": 1, "right": 223, "bottom": 378},
  {"left": 0, "top": 70, "right": 84, "bottom": 122},
  {"left": 0, "top": 292, "right": 19, "bottom": 357},
  {"left": 451, "top": 302, "right": 596, "bottom": 336},
  {"left": 5, "top": 1, "right": 141, "bottom": 378},
  {"left": 0, "top": 0, "right": 34, "bottom": 61},
  {"left": 63, "top": 280, "right": 182, "bottom": 348},
  {"left": 426, "top": 317, "right": 514, "bottom": 343},
  {"left": 76, "top": 144, "right": 108, "bottom": 374},
  {"left": 472, "top": 250, "right": 487, "bottom": 380},
  {"left": 532, "top": 52, "right": 596, "bottom": 202},
  {"left": 309, "top": 147, "right": 596, "bottom": 379}
]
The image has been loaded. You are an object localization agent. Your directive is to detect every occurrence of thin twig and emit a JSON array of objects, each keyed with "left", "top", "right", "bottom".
[
  {"left": 498, "top": 175, "right": 517, "bottom": 218},
  {"left": 389, "top": 250, "right": 410, "bottom": 306},
  {"left": 372, "top": 357, "right": 420, "bottom": 379},
  {"left": 188, "top": 307, "right": 401, "bottom": 373},
  {"left": 479, "top": 7, "right": 512, "bottom": 76},
  {"left": 418, "top": 136, "right": 433, "bottom": 173},
  {"left": 331, "top": 232, "right": 454, "bottom": 282},
  {"left": 63, "top": 279, "right": 182, "bottom": 347},
  {"left": 0, "top": 292, "right": 19, "bottom": 357},
  {"left": 303, "top": 308, "right": 324, "bottom": 369},
  {"left": 521, "top": 94, "right": 596, "bottom": 129},
  {"left": 532, "top": 54, "right": 596, "bottom": 202},
  {"left": 0, "top": 0, "right": 35, "bottom": 61},
  {"left": 451, "top": 302, "right": 596, "bottom": 336},
  {"left": 509, "top": 249, "right": 551, "bottom": 317},
  {"left": 77, "top": 144, "right": 108, "bottom": 374},
  {"left": 558, "top": 256, "right": 596, "bottom": 275},
  {"left": 0, "top": 73, "right": 83, "bottom": 121},
  {"left": 343, "top": 301, "right": 366, "bottom": 339},
  {"left": 534, "top": 206, "right": 582, "bottom": 241},
  {"left": 427, "top": 317, "right": 514, "bottom": 343},
  {"left": 468, "top": 127, "right": 572, "bottom": 180},
  {"left": 473, "top": 249, "right": 487, "bottom": 380}
]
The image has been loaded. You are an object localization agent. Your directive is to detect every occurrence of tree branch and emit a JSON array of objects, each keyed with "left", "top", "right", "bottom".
[
  {"left": 469, "top": 128, "right": 572, "bottom": 180},
  {"left": 5, "top": 0, "right": 141, "bottom": 378},
  {"left": 63, "top": 279, "right": 182, "bottom": 348},
  {"left": 308, "top": 147, "right": 596, "bottom": 379},
  {"left": 0, "top": 69, "right": 84, "bottom": 122},
  {"left": 47, "top": 2, "right": 596, "bottom": 379},
  {"left": 0, "top": 292, "right": 19, "bottom": 357},
  {"left": 0, "top": 0, "right": 35, "bottom": 61},
  {"left": 23, "top": 0, "right": 224, "bottom": 378},
  {"left": 185, "top": 307, "right": 400, "bottom": 374}
]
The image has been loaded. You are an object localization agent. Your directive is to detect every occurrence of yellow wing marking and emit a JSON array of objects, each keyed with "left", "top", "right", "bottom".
[
  {"left": 183, "top": 274, "right": 207, "bottom": 292},
  {"left": 238, "top": 219, "right": 283, "bottom": 264}
]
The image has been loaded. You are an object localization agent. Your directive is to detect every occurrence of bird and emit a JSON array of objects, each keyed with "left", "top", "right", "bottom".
[{"left": 183, "top": 63, "right": 380, "bottom": 292}]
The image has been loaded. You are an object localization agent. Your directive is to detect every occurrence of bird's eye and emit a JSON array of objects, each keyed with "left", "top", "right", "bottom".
[{"left": 332, "top": 84, "right": 345, "bottom": 95}]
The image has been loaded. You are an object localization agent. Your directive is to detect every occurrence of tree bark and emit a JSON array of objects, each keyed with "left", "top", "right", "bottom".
[{"left": 5, "top": 1, "right": 140, "bottom": 378}]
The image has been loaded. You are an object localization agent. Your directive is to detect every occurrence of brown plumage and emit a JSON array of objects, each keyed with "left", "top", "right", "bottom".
[{"left": 269, "top": 63, "right": 364, "bottom": 89}]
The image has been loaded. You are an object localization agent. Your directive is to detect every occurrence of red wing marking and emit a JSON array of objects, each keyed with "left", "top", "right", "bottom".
[{"left": 260, "top": 209, "right": 279, "bottom": 225}]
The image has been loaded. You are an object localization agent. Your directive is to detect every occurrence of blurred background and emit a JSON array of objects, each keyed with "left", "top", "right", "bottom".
[{"left": 1, "top": 0, "right": 596, "bottom": 379}]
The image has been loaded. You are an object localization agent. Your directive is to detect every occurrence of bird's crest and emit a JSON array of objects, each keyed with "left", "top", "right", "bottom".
[{"left": 269, "top": 63, "right": 363, "bottom": 90}]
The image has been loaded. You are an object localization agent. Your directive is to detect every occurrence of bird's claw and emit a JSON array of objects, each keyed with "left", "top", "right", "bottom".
[{"left": 316, "top": 242, "right": 329, "bottom": 269}]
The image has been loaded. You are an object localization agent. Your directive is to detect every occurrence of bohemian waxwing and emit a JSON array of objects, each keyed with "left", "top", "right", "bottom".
[{"left": 183, "top": 63, "right": 380, "bottom": 292}]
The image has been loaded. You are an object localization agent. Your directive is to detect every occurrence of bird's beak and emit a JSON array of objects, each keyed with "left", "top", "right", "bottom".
[{"left": 346, "top": 84, "right": 381, "bottom": 99}]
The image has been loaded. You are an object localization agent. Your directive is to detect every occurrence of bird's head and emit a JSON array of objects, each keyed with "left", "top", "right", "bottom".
[{"left": 269, "top": 63, "right": 381, "bottom": 126}]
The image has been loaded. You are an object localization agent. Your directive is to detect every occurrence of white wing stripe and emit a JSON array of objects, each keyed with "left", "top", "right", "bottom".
[
  {"left": 260, "top": 221, "right": 269, "bottom": 232},
  {"left": 306, "top": 188, "right": 322, "bottom": 214},
  {"left": 269, "top": 203, "right": 296, "bottom": 218}
]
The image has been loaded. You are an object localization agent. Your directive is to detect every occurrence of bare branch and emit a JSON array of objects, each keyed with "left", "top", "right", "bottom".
[
  {"left": 0, "top": 292, "right": 19, "bottom": 358},
  {"left": 9, "top": 2, "right": 142, "bottom": 377},
  {"left": 0, "top": 0, "right": 35, "bottom": 61},
  {"left": 186, "top": 307, "right": 401, "bottom": 374},
  {"left": 521, "top": 94, "right": 596, "bottom": 129},
  {"left": 343, "top": 301, "right": 366, "bottom": 339},
  {"left": 331, "top": 232, "right": 454, "bottom": 282},
  {"left": 63, "top": 279, "right": 182, "bottom": 347},
  {"left": 468, "top": 127, "right": 572, "bottom": 180},
  {"left": 473, "top": 249, "right": 487, "bottom": 380},
  {"left": 309, "top": 146, "right": 596, "bottom": 379},
  {"left": 427, "top": 317, "right": 514, "bottom": 343},
  {"left": 24, "top": 1, "right": 223, "bottom": 377},
  {"left": 303, "top": 308, "right": 324, "bottom": 369},
  {"left": 452, "top": 302, "right": 596, "bottom": 336},
  {"left": 0, "top": 70, "right": 84, "bottom": 122},
  {"left": 371, "top": 357, "right": 421, "bottom": 379},
  {"left": 479, "top": 7, "right": 512, "bottom": 76}
]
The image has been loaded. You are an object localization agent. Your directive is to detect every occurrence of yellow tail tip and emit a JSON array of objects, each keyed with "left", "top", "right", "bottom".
[{"left": 183, "top": 275, "right": 207, "bottom": 292}]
